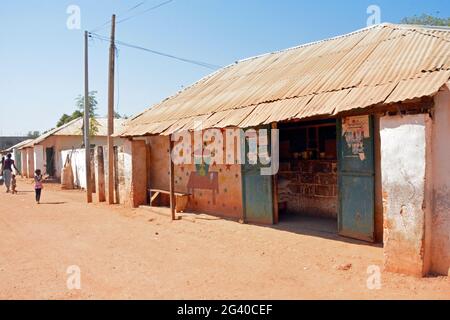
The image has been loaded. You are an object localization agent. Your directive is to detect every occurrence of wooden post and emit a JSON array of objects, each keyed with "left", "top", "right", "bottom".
[
  {"left": 272, "top": 122, "right": 279, "bottom": 224},
  {"left": 107, "top": 14, "right": 116, "bottom": 204},
  {"left": 114, "top": 146, "right": 120, "bottom": 204},
  {"left": 84, "top": 30, "right": 93, "bottom": 203},
  {"left": 169, "top": 135, "right": 176, "bottom": 220},
  {"left": 97, "top": 146, "right": 106, "bottom": 202},
  {"left": 90, "top": 148, "right": 96, "bottom": 194}
]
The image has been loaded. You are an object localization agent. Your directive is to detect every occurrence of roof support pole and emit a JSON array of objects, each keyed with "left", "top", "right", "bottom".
[{"left": 169, "top": 135, "right": 176, "bottom": 220}]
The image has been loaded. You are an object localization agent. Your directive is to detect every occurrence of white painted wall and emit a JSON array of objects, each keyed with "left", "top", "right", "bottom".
[
  {"left": 26, "top": 148, "right": 34, "bottom": 178},
  {"left": 61, "top": 149, "right": 87, "bottom": 189},
  {"left": 36, "top": 136, "right": 124, "bottom": 178},
  {"left": 20, "top": 149, "right": 27, "bottom": 176},
  {"left": 117, "top": 140, "right": 133, "bottom": 204},
  {"left": 34, "top": 145, "right": 44, "bottom": 173},
  {"left": 380, "top": 113, "right": 431, "bottom": 276}
]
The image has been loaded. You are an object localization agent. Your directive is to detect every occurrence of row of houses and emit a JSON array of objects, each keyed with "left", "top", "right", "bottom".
[
  {"left": 18, "top": 23, "right": 450, "bottom": 278},
  {"left": 16, "top": 117, "right": 125, "bottom": 184}
]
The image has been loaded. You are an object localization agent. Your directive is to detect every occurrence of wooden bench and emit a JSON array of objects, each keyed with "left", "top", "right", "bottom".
[{"left": 148, "top": 189, "right": 190, "bottom": 213}]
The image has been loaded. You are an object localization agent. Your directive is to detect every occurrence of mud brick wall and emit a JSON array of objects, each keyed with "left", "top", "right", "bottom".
[{"left": 278, "top": 160, "right": 337, "bottom": 218}]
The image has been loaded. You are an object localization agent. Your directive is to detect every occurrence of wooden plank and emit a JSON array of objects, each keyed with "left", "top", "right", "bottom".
[
  {"left": 150, "top": 191, "right": 160, "bottom": 206},
  {"left": 149, "top": 188, "right": 190, "bottom": 196}
]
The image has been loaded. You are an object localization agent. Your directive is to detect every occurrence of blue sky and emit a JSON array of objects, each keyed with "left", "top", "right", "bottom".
[{"left": 0, "top": 0, "right": 448, "bottom": 136}]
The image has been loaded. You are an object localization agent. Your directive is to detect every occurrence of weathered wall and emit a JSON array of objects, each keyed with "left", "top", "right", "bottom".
[
  {"left": 380, "top": 113, "right": 432, "bottom": 277},
  {"left": 20, "top": 149, "right": 27, "bottom": 176},
  {"left": 131, "top": 140, "right": 148, "bottom": 207},
  {"left": 61, "top": 149, "right": 87, "bottom": 189},
  {"left": 26, "top": 148, "right": 34, "bottom": 178},
  {"left": 144, "top": 132, "right": 244, "bottom": 220},
  {"left": 431, "top": 84, "right": 450, "bottom": 276},
  {"left": 36, "top": 136, "right": 123, "bottom": 178},
  {"left": 146, "top": 136, "right": 170, "bottom": 191},
  {"left": 115, "top": 139, "right": 148, "bottom": 208},
  {"left": 117, "top": 140, "right": 133, "bottom": 206},
  {"left": 33, "top": 145, "right": 44, "bottom": 173}
]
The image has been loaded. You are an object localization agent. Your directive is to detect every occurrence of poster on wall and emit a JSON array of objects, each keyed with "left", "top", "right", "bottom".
[{"left": 342, "top": 115, "right": 370, "bottom": 161}]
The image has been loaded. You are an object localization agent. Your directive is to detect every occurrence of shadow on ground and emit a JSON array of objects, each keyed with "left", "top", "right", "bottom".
[{"left": 272, "top": 214, "right": 382, "bottom": 248}]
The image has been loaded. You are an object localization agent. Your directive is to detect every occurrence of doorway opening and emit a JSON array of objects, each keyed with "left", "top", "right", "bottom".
[
  {"left": 277, "top": 119, "right": 338, "bottom": 235},
  {"left": 45, "top": 147, "right": 55, "bottom": 177}
]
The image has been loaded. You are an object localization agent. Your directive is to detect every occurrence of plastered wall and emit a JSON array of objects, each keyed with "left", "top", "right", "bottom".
[
  {"left": 380, "top": 113, "right": 432, "bottom": 277},
  {"left": 32, "top": 136, "right": 124, "bottom": 178},
  {"left": 431, "top": 84, "right": 450, "bottom": 276},
  {"left": 143, "top": 133, "right": 244, "bottom": 219}
]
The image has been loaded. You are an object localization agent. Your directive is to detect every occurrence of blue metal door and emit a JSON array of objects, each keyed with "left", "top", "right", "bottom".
[
  {"left": 337, "top": 116, "right": 375, "bottom": 242},
  {"left": 242, "top": 127, "right": 274, "bottom": 225}
]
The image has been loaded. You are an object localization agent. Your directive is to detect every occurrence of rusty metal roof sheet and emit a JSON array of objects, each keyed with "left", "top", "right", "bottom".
[{"left": 120, "top": 23, "right": 450, "bottom": 136}]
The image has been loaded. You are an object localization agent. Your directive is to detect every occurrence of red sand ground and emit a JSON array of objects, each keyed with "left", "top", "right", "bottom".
[{"left": 0, "top": 178, "right": 449, "bottom": 300}]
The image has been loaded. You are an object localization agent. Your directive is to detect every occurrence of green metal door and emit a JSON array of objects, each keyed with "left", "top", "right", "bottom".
[
  {"left": 337, "top": 116, "right": 375, "bottom": 242},
  {"left": 242, "top": 127, "right": 274, "bottom": 225}
]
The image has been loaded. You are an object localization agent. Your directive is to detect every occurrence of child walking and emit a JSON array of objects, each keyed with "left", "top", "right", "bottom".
[
  {"left": 34, "top": 169, "right": 43, "bottom": 204},
  {"left": 11, "top": 174, "right": 17, "bottom": 194}
]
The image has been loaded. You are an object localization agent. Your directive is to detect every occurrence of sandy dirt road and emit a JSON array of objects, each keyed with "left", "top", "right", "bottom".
[{"left": 0, "top": 178, "right": 449, "bottom": 300}]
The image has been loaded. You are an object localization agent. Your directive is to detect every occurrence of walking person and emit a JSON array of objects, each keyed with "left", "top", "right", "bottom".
[
  {"left": 34, "top": 169, "right": 43, "bottom": 204},
  {"left": 2, "top": 154, "right": 19, "bottom": 193},
  {"left": 11, "top": 174, "right": 17, "bottom": 194}
]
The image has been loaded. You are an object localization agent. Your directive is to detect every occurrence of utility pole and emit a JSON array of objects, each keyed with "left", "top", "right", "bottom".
[
  {"left": 84, "top": 30, "right": 93, "bottom": 203},
  {"left": 107, "top": 14, "right": 116, "bottom": 204}
]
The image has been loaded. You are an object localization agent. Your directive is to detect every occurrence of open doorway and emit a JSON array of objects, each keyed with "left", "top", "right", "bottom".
[{"left": 277, "top": 119, "right": 338, "bottom": 235}]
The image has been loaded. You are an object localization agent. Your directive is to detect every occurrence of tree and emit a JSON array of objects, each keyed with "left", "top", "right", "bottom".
[
  {"left": 114, "top": 111, "right": 128, "bottom": 119},
  {"left": 27, "top": 131, "right": 40, "bottom": 138},
  {"left": 56, "top": 110, "right": 83, "bottom": 128},
  {"left": 56, "top": 91, "right": 99, "bottom": 135},
  {"left": 401, "top": 13, "right": 450, "bottom": 26},
  {"left": 75, "top": 91, "right": 100, "bottom": 136}
]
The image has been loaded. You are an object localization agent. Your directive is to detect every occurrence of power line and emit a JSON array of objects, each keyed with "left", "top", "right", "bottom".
[
  {"left": 124, "top": 1, "right": 148, "bottom": 14},
  {"left": 116, "top": 0, "right": 174, "bottom": 25},
  {"left": 89, "top": 32, "right": 222, "bottom": 70},
  {"left": 90, "top": 0, "right": 148, "bottom": 32},
  {"left": 90, "top": 0, "right": 173, "bottom": 33}
]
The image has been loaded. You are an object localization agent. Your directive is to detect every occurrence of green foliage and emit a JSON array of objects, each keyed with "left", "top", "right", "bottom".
[
  {"left": 27, "top": 131, "right": 40, "bottom": 138},
  {"left": 56, "top": 91, "right": 99, "bottom": 136},
  {"left": 75, "top": 91, "right": 99, "bottom": 136},
  {"left": 401, "top": 14, "right": 450, "bottom": 26},
  {"left": 75, "top": 91, "right": 98, "bottom": 117},
  {"left": 114, "top": 111, "right": 128, "bottom": 119}
]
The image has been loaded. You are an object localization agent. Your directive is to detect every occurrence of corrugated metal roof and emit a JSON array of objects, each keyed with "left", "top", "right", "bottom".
[
  {"left": 21, "top": 118, "right": 126, "bottom": 148},
  {"left": 119, "top": 23, "right": 450, "bottom": 137}
]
